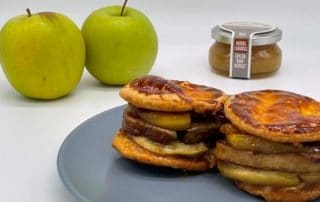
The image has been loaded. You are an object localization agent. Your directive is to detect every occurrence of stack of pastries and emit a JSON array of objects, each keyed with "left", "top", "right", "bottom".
[
  {"left": 112, "top": 75, "right": 227, "bottom": 171},
  {"left": 215, "top": 90, "right": 320, "bottom": 202},
  {"left": 112, "top": 76, "right": 320, "bottom": 201}
]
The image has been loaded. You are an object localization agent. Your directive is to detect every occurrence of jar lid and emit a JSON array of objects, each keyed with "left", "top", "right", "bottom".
[{"left": 211, "top": 22, "right": 282, "bottom": 46}]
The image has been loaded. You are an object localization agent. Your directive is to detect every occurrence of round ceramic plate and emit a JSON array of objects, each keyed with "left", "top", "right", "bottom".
[{"left": 57, "top": 105, "right": 319, "bottom": 202}]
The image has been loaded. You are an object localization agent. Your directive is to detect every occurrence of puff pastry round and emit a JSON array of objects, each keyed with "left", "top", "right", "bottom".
[
  {"left": 120, "top": 75, "right": 227, "bottom": 113},
  {"left": 224, "top": 90, "right": 320, "bottom": 142}
]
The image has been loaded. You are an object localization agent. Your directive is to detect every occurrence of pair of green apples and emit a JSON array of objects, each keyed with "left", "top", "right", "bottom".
[{"left": 0, "top": 5, "right": 158, "bottom": 100}]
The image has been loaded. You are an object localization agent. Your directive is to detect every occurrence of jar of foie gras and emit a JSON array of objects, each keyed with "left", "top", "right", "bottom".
[{"left": 209, "top": 22, "right": 282, "bottom": 79}]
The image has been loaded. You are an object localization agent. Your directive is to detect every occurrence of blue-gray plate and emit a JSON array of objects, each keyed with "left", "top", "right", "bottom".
[{"left": 58, "top": 105, "right": 315, "bottom": 202}]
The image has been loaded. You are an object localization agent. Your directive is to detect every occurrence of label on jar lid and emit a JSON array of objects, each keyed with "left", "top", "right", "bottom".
[{"left": 220, "top": 22, "right": 275, "bottom": 79}]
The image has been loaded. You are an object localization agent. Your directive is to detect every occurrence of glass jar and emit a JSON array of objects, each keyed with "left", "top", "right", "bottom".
[{"left": 209, "top": 23, "right": 282, "bottom": 75}]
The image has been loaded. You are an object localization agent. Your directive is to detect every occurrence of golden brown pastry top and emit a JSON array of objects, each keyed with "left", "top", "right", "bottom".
[
  {"left": 120, "top": 75, "right": 227, "bottom": 113},
  {"left": 224, "top": 90, "right": 320, "bottom": 142}
]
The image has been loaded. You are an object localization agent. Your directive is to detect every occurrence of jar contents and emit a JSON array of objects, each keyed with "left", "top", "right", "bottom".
[
  {"left": 209, "top": 41, "right": 282, "bottom": 74},
  {"left": 209, "top": 22, "right": 282, "bottom": 78}
]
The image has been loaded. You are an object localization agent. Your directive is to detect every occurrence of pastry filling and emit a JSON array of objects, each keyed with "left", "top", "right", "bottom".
[
  {"left": 121, "top": 105, "right": 222, "bottom": 157},
  {"left": 215, "top": 123, "right": 320, "bottom": 188}
]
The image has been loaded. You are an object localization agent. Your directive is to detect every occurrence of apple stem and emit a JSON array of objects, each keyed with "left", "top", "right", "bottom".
[
  {"left": 26, "top": 8, "right": 32, "bottom": 17},
  {"left": 120, "top": 0, "right": 128, "bottom": 16}
]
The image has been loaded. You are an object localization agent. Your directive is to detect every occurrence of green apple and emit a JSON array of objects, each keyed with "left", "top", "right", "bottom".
[
  {"left": 82, "top": 3, "right": 158, "bottom": 85},
  {"left": 0, "top": 9, "right": 85, "bottom": 100}
]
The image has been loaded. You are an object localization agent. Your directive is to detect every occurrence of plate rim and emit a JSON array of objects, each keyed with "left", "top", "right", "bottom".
[{"left": 56, "top": 105, "right": 125, "bottom": 202}]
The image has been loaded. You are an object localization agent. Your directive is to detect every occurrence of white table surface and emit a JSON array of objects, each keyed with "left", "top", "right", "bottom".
[{"left": 1, "top": 0, "right": 320, "bottom": 201}]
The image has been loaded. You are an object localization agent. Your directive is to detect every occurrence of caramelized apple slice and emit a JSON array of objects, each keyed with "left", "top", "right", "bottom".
[
  {"left": 183, "top": 122, "right": 220, "bottom": 144},
  {"left": 214, "top": 141, "right": 320, "bottom": 172},
  {"left": 217, "top": 160, "right": 300, "bottom": 187},
  {"left": 226, "top": 133, "right": 299, "bottom": 154},
  {"left": 226, "top": 132, "right": 320, "bottom": 154},
  {"left": 300, "top": 172, "right": 320, "bottom": 184},
  {"left": 122, "top": 111, "right": 177, "bottom": 143},
  {"left": 130, "top": 106, "right": 191, "bottom": 130},
  {"left": 129, "top": 135, "right": 207, "bottom": 156}
]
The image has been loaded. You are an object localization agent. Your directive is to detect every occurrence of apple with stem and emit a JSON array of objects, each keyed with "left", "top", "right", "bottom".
[
  {"left": 82, "top": 0, "right": 158, "bottom": 85},
  {"left": 0, "top": 9, "right": 85, "bottom": 100}
]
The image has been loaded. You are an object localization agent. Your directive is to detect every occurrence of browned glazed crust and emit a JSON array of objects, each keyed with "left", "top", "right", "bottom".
[
  {"left": 120, "top": 76, "right": 192, "bottom": 112},
  {"left": 174, "top": 80, "right": 227, "bottom": 113},
  {"left": 112, "top": 130, "right": 214, "bottom": 171},
  {"left": 235, "top": 181, "right": 320, "bottom": 202},
  {"left": 120, "top": 75, "right": 227, "bottom": 113},
  {"left": 224, "top": 90, "right": 320, "bottom": 142}
]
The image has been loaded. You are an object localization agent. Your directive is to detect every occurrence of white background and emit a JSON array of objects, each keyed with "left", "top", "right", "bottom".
[{"left": 0, "top": 0, "right": 320, "bottom": 201}]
